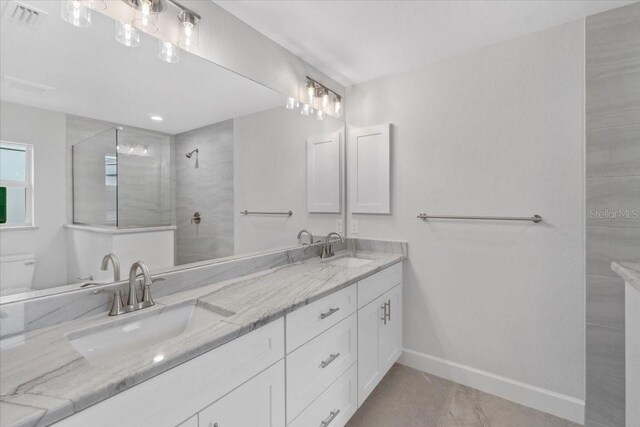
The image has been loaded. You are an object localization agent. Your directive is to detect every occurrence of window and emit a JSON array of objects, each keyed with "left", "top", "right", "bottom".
[{"left": 0, "top": 141, "right": 34, "bottom": 226}]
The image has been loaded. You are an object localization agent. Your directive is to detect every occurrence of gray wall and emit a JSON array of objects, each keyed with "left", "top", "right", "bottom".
[
  {"left": 175, "top": 120, "right": 234, "bottom": 265},
  {"left": 346, "top": 19, "right": 586, "bottom": 419},
  {"left": 585, "top": 3, "right": 640, "bottom": 427}
]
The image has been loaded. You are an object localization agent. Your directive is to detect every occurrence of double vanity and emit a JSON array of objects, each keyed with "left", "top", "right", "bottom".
[{"left": 0, "top": 244, "right": 405, "bottom": 427}]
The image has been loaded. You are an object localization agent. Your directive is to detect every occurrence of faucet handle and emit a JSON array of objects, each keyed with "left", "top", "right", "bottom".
[
  {"left": 141, "top": 284, "right": 154, "bottom": 305},
  {"left": 108, "top": 290, "right": 124, "bottom": 316}
]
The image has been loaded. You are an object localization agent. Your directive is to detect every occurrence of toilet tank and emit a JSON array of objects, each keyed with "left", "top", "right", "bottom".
[{"left": 0, "top": 253, "right": 35, "bottom": 295}]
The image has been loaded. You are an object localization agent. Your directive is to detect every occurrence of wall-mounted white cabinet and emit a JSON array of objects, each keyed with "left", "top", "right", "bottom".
[
  {"left": 307, "top": 131, "right": 341, "bottom": 213},
  {"left": 53, "top": 262, "right": 403, "bottom": 427},
  {"left": 348, "top": 124, "right": 391, "bottom": 214}
]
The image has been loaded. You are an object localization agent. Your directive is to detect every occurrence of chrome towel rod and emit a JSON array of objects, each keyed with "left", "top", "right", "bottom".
[
  {"left": 240, "top": 210, "right": 293, "bottom": 216},
  {"left": 417, "top": 213, "right": 542, "bottom": 223}
]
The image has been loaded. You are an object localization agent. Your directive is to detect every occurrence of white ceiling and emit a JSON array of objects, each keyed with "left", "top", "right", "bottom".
[
  {"left": 216, "top": 0, "right": 636, "bottom": 86},
  {"left": 0, "top": 0, "right": 285, "bottom": 134}
]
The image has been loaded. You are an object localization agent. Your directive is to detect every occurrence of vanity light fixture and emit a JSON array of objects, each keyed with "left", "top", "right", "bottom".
[
  {"left": 60, "top": 0, "right": 92, "bottom": 28},
  {"left": 286, "top": 77, "right": 342, "bottom": 120},
  {"left": 61, "top": 0, "right": 201, "bottom": 65}
]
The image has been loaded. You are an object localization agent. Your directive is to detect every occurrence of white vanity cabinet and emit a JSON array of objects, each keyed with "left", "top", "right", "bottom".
[
  {"left": 357, "top": 264, "right": 403, "bottom": 405},
  {"left": 198, "top": 360, "right": 286, "bottom": 427},
  {"left": 51, "top": 262, "right": 404, "bottom": 427}
]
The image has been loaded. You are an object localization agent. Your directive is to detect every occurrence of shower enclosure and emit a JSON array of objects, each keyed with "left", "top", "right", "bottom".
[{"left": 72, "top": 127, "right": 172, "bottom": 228}]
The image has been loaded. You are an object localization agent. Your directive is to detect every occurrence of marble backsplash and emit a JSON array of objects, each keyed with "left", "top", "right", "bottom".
[{"left": 0, "top": 238, "right": 407, "bottom": 338}]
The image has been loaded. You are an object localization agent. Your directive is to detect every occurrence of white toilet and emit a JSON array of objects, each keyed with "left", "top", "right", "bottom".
[{"left": 0, "top": 254, "right": 36, "bottom": 296}]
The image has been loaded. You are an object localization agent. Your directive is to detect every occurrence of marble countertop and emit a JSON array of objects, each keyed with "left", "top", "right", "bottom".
[
  {"left": 612, "top": 261, "right": 640, "bottom": 291},
  {"left": 0, "top": 251, "right": 403, "bottom": 427}
]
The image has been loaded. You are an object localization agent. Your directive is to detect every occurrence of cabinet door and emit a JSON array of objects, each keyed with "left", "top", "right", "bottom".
[
  {"left": 357, "top": 293, "right": 386, "bottom": 406},
  {"left": 198, "top": 360, "right": 285, "bottom": 427},
  {"left": 378, "top": 284, "right": 403, "bottom": 373},
  {"left": 357, "top": 284, "right": 403, "bottom": 407}
]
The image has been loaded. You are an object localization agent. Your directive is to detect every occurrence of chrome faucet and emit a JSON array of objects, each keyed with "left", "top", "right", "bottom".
[
  {"left": 108, "top": 261, "right": 154, "bottom": 316},
  {"left": 101, "top": 253, "right": 121, "bottom": 282},
  {"left": 321, "top": 232, "right": 344, "bottom": 259},
  {"left": 297, "top": 229, "right": 314, "bottom": 245}
]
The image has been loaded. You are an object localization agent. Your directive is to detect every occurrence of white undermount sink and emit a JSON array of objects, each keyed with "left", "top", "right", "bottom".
[
  {"left": 326, "top": 256, "right": 374, "bottom": 268},
  {"left": 66, "top": 303, "right": 232, "bottom": 365}
]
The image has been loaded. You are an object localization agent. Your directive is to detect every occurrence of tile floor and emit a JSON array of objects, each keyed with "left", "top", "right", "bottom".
[{"left": 346, "top": 364, "right": 582, "bottom": 427}]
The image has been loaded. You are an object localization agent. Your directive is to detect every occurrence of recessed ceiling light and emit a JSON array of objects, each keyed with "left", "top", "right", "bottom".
[{"left": 150, "top": 115, "right": 163, "bottom": 121}]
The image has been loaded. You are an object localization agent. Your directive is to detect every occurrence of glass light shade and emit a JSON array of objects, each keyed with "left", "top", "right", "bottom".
[
  {"left": 334, "top": 97, "right": 342, "bottom": 116},
  {"left": 316, "top": 110, "right": 324, "bottom": 121},
  {"left": 159, "top": 41, "right": 179, "bottom": 63},
  {"left": 132, "top": 0, "right": 158, "bottom": 33},
  {"left": 177, "top": 10, "right": 199, "bottom": 50},
  {"left": 285, "top": 97, "right": 296, "bottom": 110},
  {"left": 115, "top": 21, "right": 140, "bottom": 47},
  {"left": 61, "top": 0, "right": 91, "bottom": 28},
  {"left": 300, "top": 103, "right": 311, "bottom": 116}
]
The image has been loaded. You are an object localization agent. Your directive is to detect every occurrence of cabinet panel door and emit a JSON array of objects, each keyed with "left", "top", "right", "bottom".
[
  {"left": 348, "top": 124, "right": 390, "bottom": 214},
  {"left": 357, "top": 294, "right": 385, "bottom": 406},
  {"left": 379, "top": 284, "right": 403, "bottom": 373},
  {"left": 198, "top": 360, "right": 285, "bottom": 427},
  {"left": 307, "top": 131, "right": 342, "bottom": 213}
]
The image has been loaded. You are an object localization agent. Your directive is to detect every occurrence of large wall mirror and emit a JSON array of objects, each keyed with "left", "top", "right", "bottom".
[{"left": 0, "top": 1, "right": 345, "bottom": 300}]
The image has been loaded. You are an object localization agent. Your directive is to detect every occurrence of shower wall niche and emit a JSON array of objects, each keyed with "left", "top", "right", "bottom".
[{"left": 72, "top": 126, "right": 172, "bottom": 228}]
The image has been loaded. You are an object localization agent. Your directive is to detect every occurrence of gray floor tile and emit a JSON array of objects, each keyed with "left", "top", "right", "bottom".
[{"left": 349, "top": 364, "right": 581, "bottom": 427}]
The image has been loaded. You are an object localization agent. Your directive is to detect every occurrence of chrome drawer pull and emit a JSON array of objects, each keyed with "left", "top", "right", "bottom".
[
  {"left": 381, "top": 301, "right": 390, "bottom": 325},
  {"left": 320, "top": 307, "right": 340, "bottom": 319},
  {"left": 320, "top": 409, "right": 341, "bottom": 427},
  {"left": 320, "top": 352, "right": 340, "bottom": 368}
]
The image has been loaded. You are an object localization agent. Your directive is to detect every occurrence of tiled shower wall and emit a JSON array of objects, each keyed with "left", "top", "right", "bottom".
[{"left": 585, "top": 3, "right": 640, "bottom": 427}]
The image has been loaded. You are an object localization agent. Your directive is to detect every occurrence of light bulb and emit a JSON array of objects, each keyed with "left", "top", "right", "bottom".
[
  {"left": 61, "top": 0, "right": 91, "bottom": 28},
  {"left": 133, "top": 0, "right": 157, "bottom": 33},
  {"left": 178, "top": 10, "right": 199, "bottom": 50},
  {"left": 334, "top": 97, "right": 342, "bottom": 116},
  {"left": 322, "top": 91, "right": 329, "bottom": 109},
  {"left": 115, "top": 21, "right": 140, "bottom": 47},
  {"left": 159, "top": 41, "right": 179, "bottom": 63},
  {"left": 307, "top": 82, "right": 315, "bottom": 104}
]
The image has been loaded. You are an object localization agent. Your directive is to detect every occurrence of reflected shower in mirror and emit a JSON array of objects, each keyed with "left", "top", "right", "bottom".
[{"left": 0, "top": 0, "right": 345, "bottom": 298}]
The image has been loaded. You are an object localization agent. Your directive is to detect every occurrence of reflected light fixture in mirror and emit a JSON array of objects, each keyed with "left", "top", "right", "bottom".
[
  {"left": 60, "top": 0, "right": 92, "bottom": 28},
  {"left": 159, "top": 40, "right": 179, "bottom": 63},
  {"left": 115, "top": 21, "right": 140, "bottom": 47}
]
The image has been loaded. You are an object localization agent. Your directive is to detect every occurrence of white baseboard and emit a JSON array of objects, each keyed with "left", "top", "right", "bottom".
[{"left": 398, "top": 348, "right": 585, "bottom": 425}]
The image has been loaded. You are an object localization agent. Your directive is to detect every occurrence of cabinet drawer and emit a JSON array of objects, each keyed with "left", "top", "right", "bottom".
[
  {"left": 288, "top": 363, "right": 358, "bottom": 427},
  {"left": 198, "top": 360, "right": 285, "bottom": 427},
  {"left": 286, "top": 284, "right": 356, "bottom": 353},
  {"left": 286, "top": 314, "right": 357, "bottom": 423},
  {"left": 357, "top": 262, "right": 402, "bottom": 308}
]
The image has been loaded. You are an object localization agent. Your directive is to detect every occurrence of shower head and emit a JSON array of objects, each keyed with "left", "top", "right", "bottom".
[{"left": 186, "top": 148, "right": 199, "bottom": 159}]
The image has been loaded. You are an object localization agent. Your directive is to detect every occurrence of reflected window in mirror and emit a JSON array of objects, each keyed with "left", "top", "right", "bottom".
[{"left": 0, "top": 141, "right": 33, "bottom": 227}]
